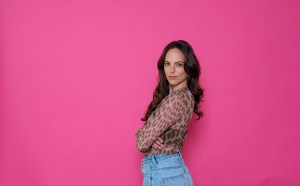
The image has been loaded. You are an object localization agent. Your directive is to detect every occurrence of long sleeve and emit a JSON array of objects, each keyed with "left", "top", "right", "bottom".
[{"left": 136, "top": 91, "right": 190, "bottom": 153}]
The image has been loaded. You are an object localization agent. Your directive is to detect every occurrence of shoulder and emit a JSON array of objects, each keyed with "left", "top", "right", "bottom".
[
  {"left": 171, "top": 87, "right": 193, "bottom": 99},
  {"left": 166, "top": 87, "right": 193, "bottom": 107}
]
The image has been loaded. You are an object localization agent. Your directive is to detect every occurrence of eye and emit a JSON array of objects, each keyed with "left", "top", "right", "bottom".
[
  {"left": 176, "top": 63, "right": 184, "bottom": 67},
  {"left": 164, "top": 62, "right": 170, "bottom": 66}
]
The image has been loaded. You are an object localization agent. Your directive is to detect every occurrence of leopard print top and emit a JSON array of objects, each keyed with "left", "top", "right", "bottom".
[{"left": 136, "top": 86, "right": 194, "bottom": 157}]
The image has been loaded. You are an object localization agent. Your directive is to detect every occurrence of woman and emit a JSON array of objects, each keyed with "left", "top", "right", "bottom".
[{"left": 136, "top": 40, "right": 204, "bottom": 185}]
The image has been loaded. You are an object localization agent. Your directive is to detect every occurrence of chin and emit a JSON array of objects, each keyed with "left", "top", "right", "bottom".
[{"left": 169, "top": 83, "right": 179, "bottom": 87}]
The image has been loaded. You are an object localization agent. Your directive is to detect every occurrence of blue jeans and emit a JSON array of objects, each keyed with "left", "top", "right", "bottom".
[{"left": 141, "top": 152, "right": 194, "bottom": 186}]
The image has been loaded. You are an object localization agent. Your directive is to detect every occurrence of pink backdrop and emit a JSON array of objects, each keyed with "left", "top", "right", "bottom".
[{"left": 1, "top": 0, "right": 300, "bottom": 185}]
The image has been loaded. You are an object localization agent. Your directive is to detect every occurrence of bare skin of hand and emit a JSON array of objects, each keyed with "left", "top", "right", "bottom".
[{"left": 151, "top": 137, "right": 164, "bottom": 150}]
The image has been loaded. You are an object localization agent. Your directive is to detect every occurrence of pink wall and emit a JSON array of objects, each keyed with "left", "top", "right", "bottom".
[{"left": 1, "top": 0, "right": 300, "bottom": 185}]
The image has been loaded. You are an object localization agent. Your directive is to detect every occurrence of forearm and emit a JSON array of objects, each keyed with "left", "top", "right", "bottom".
[{"left": 136, "top": 125, "right": 163, "bottom": 152}]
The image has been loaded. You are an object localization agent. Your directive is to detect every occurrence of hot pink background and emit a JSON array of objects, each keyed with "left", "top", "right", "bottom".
[{"left": 1, "top": 0, "right": 300, "bottom": 185}]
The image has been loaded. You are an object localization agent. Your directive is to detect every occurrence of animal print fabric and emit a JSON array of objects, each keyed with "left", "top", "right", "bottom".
[{"left": 136, "top": 86, "right": 194, "bottom": 157}]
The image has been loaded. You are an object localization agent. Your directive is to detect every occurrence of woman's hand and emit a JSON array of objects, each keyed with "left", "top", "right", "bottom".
[{"left": 151, "top": 137, "right": 164, "bottom": 150}]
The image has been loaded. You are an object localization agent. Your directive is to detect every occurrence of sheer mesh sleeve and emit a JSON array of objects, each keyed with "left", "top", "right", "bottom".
[{"left": 136, "top": 92, "right": 190, "bottom": 152}]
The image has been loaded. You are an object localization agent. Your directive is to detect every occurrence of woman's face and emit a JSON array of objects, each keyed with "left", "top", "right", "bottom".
[{"left": 164, "top": 48, "right": 188, "bottom": 91}]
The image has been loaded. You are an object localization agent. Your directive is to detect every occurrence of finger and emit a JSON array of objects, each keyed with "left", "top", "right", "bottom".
[
  {"left": 152, "top": 143, "right": 159, "bottom": 150},
  {"left": 154, "top": 140, "right": 164, "bottom": 149},
  {"left": 158, "top": 137, "right": 164, "bottom": 143},
  {"left": 154, "top": 141, "right": 161, "bottom": 149}
]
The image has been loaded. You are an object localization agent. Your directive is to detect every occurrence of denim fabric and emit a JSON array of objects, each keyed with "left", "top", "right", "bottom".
[{"left": 141, "top": 152, "right": 194, "bottom": 186}]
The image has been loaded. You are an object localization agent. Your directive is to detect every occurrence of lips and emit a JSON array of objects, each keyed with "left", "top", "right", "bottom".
[{"left": 168, "top": 76, "right": 177, "bottom": 79}]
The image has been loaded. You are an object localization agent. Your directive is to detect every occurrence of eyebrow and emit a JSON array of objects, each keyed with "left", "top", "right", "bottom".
[{"left": 164, "top": 60, "right": 185, "bottom": 63}]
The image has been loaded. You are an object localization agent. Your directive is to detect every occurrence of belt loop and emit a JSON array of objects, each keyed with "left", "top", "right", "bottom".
[
  {"left": 151, "top": 155, "right": 157, "bottom": 164},
  {"left": 178, "top": 151, "right": 183, "bottom": 159}
]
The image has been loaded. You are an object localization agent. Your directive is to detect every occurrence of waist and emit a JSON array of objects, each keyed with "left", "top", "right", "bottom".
[
  {"left": 142, "top": 152, "right": 183, "bottom": 165},
  {"left": 141, "top": 152, "right": 187, "bottom": 176},
  {"left": 145, "top": 145, "right": 181, "bottom": 157}
]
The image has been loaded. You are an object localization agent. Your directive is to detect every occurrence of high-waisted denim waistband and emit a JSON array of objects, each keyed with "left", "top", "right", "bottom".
[{"left": 142, "top": 152, "right": 182, "bottom": 165}]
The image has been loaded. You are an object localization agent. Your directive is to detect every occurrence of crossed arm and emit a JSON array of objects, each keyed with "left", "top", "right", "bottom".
[{"left": 136, "top": 93, "right": 187, "bottom": 153}]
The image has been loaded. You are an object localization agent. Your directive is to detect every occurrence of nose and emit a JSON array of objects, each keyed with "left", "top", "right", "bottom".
[{"left": 170, "top": 64, "right": 175, "bottom": 73}]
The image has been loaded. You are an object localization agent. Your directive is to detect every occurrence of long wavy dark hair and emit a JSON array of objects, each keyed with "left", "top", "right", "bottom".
[{"left": 141, "top": 40, "right": 204, "bottom": 122}]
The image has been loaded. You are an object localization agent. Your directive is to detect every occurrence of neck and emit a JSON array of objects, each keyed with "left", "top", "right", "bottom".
[{"left": 169, "top": 82, "right": 187, "bottom": 93}]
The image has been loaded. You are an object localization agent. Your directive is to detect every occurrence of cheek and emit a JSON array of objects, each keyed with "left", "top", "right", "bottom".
[
  {"left": 178, "top": 69, "right": 187, "bottom": 77},
  {"left": 164, "top": 68, "right": 168, "bottom": 74}
]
